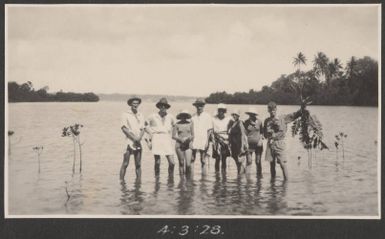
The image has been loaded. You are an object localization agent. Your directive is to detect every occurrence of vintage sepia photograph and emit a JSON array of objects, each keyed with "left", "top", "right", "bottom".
[{"left": 4, "top": 4, "right": 380, "bottom": 218}]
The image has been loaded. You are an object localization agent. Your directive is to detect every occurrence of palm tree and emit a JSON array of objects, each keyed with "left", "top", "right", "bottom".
[
  {"left": 333, "top": 58, "right": 343, "bottom": 71},
  {"left": 327, "top": 58, "right": 343, "bottom": 83},
  {"left": 346, "top": 56, "right": 357, "bottom": 79},
  {"left": 313, "top": 52, "right": 330, "bottom": 84},
  {"left": 293, "top": 52, "right": 307, "bottom": 72},
  {"left": 345, "top": 56, "right": 358, "bottom": 92}
]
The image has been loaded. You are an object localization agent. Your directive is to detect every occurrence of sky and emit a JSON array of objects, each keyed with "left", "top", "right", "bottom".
[{"left": 6, "top": 4, "right": 380, "bottom": 97}]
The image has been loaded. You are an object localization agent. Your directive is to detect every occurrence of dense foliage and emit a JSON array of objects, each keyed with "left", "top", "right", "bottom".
[
  {"left": 292, "top": 109, "right": 328, "bottom": 151},
  {"left": 8, "top": 81, "right": 99, "bottom": 102},
  {"left": 206, "top": 55, "right": 378, "bottom": 106}
]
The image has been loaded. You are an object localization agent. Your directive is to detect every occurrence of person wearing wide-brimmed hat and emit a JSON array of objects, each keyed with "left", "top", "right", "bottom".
[
  {"left": 211, "top": 103, "right": 232, "bottom": 172},
  {"left": 244, "top": 107, "right": 264, "bottom": 177},
  {"left": 191, "top": 98, "right": 213, "bottom": 174},
  {"left": 228, "top": 109, "right": 248, "bottom": 174},
  {"left": 145, "top": 98, "right": 176, "bottom": 176},
  {"left": 120, "top": 97, "right": 145, "bottom": 180},
  {"left": 172, "top": 110, "right": 194, "bottom": 176}
]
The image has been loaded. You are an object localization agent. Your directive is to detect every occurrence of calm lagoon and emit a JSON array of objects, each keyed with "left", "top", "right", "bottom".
[{"left": 7, "top": 102, "right": 379, "bottom": 216}]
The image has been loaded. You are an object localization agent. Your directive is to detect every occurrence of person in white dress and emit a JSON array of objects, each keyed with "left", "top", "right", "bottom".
[
  {"left": 191, "top": 98, "right": 213, "bottom": 174},
  {"left": 146, "top": 98, "right": 176, "bottom": 176},
  {"left": 120, "top": 97, "right": 145, "bottom": 180}
]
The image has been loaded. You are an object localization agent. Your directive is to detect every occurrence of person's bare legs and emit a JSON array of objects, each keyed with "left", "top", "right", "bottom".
[
  {"left": 175, "top": 147, "right": 185, "bottom": 175},
  {"left": 214, "top": 155, "right": 221, "bottom": 172},
  {"left": 279, "top": 161, "right": 288, "bottom": 180},
  {"left": 133, "top": 150, "right": 142, "bottom": 179},
  {"left": 239, "top": 156, "right": 246, "bottom": 174},
  {"left": 233, "top": 156, "right": 241, "bottom": 174},
  {"left": 246, "top": 151, "right": 253, "bottom": 174},
  {"left": 154, "top": 155, "right": 161, "bottom": 176},
  {"left": 120, "top": 150, "right": 131, "bottom": 180},
  {"left": 255, "top": 151, "right": 262, "bottom": 178},
  {"left": 191, "top": 150, "right": 197, "bottom": 176},
  {"left": 185, "top": 149, "right": 192, "bottom": 178},
  {"left": 166, "top": 155, "right": 175, "bottom": 176},
  {"left": 270, "top": 159, "right": 276, "bottom": 179},
  {"left": 221, "top": 154, "right": 227, "bottom": 173},
  {"left": 200, "top": 150, "right": 207, "bottom": 175}
]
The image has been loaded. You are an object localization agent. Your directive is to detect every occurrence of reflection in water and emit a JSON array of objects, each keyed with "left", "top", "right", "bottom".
[
  {"left": 244, "top": 174, "right": 257, "bottom": 211},
  {"left": 119, "top": 178, "right": 144, "bottom": 215},
  {"left": 167, "top": 176, "right": 175, "bottom": 192},
  {"left": 153, "top": 176, "right": 161, "bottom": 198},
  {"left": 176, "top": 177, "right": 195, "bottom": 215},
  {"left": 252, "top": 177, "right": 263, "bottom": 211},
  {"left": 65, "top": 174, "right": 84, "bottom": 214},
  {"left": 266, "top": 179, "right": 288, "bottom": 215},
  {"left": 8, "top": 103, "right": 378, "bottom": 216},
  {"left": 212, "top": 172, "right": 228, "bottom": 211},
  {"left": 199, "top": 173, "right": 209, "bottom": 200}
]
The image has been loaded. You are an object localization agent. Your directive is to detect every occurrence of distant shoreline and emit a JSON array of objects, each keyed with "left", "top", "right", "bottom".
[{"left": 7, "top": 100, "right": 379, "bottom": 108}]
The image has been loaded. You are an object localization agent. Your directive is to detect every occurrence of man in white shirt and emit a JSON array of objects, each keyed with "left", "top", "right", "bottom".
[
  {"left": 191, "top": 98, "right": 213, "bottom": 174},
  {"left": 212, "top": 103, "right": 232, "bottom": 172},
  {"left": 120, "top": 97, "right": 145, "bottom": 181},
  {"left": 145, "top": 98, "right": 176, "bottom": 176}
]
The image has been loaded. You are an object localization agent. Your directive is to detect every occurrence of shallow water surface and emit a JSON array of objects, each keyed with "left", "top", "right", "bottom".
[{"left": 7, "top": 102, "right": 379, "bottom": 216}]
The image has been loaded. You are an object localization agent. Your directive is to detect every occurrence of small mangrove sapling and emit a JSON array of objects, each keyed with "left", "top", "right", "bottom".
[
  {"left": 32, "top": 146, "right": 44, "bottom": 173},
  {"left": 334, "top": 132, "right": 348, "bottom": 160},
  {"left": 8, "top": 130, "right": 14, "bottom": 155},
  {"left": 64, "top": 181, "right": 71, "bottom": 206},
  {"left": 62, "top": 124, "right": 84, "bottom": 173}
]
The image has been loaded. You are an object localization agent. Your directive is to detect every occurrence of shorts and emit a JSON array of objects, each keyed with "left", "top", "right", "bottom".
[
  {"left": 126, "top": 143, "right": 142, "bottom": 153},
  {"left": 176, "top": 140, "right": 192, "bottom": 151},
  {"left": 265, "top": 140, "right": 287, "bottom": 164},
  {"left": 247, "top": 142, "right": 263, "bottom": 155},
  {"left": 212, "top": 143, "right": 230, "bottom": 159}
]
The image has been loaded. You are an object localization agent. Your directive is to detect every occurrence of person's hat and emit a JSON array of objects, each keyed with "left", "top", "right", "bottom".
[
  {"left": 217, "top": 103, "right": 227, "bottom": 110},
  {"left": 231, "top": 109, "right": 241, "bottom": 117},
  {"left": 127, "top": 97, "right": 142, "bottom": 106},
  {"left": 176, "top": 110, "right": 192, "bottom": 120},
  {"left": 193, "top": 98, "right": 206, "bottom": 106},
  {"left": 156, "top": 98, "right": 171, "bottom": 109},
  {"left": 267, "top": 101, "right": 277, "bottom": 110},
  {"left": 245, "top": 107, "right": 258, "bottom": 116}
]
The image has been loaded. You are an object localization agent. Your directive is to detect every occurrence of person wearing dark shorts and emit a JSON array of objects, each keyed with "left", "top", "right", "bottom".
[
  {"left": 172, "top": 110, "right": 194, "bottom": 177},
  {"left": 244, "top": 107, "right": 264, "bottom": 177},
  {"left": 120, "top": 97, "right": 145, "bottom": 181}
]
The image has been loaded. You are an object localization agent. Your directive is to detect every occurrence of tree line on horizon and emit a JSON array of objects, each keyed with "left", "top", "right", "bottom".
[
  {"left": 205, "top": 53, "right": 378, "bottom": 106},
  {"left": 8, "top": 81, "right": 99, "bottom": 102}
]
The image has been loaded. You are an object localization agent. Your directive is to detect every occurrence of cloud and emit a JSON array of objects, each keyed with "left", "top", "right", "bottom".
[{"left": 6, "top": 5, "right": 379, "bottom": 96}]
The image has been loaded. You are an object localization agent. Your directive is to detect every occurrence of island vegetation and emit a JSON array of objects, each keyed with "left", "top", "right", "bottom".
[
  {"left": 206, "top": 53, "right": 378, "bottom": 106},
  {"left": 98, "top": 93, "right": 196, "bottom": 102},
  {"left": 8, "top": 81, "right": 99, "bottom": 102}
]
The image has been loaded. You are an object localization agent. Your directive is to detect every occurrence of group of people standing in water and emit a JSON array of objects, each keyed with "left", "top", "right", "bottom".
[{"left": 120, "top": 97, "right": 306, "bottom": 181}]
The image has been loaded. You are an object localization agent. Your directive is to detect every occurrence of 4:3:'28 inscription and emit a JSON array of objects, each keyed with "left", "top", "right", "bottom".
[{"left": 157, "top": 225, "right": 224, "bottom": 236}]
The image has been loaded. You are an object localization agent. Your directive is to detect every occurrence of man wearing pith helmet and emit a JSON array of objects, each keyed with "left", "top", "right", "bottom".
[
  {"left": 120, "top": 97, "right": 145, "bottom": 181},
  {"left": 263, "top": 101, "right": 305, "bottom": 180}
]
